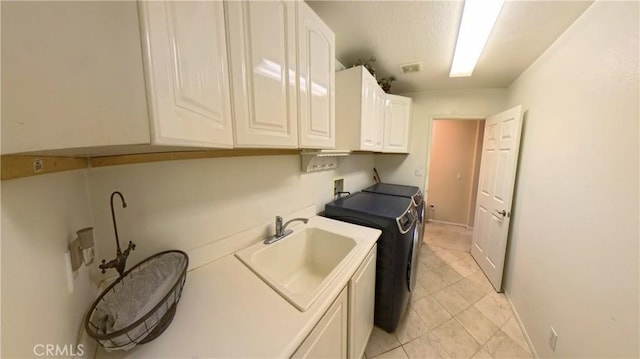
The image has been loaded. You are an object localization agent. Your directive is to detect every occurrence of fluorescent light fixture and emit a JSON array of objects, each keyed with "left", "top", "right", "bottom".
[{"left": 450, "top": 0, "right": 505, "bottom": 77}]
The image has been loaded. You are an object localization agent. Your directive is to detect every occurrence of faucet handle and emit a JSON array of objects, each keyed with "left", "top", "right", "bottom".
[{"left": 100, "top": 259, "right": 107, "bottom": 274}]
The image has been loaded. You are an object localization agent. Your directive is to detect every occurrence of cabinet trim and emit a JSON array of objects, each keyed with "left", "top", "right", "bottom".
[
  {"left": 1, "top": 156, "right": 88, "bottom": 181},
  {"left": 1, "top": 149, "right": 301, "bottom": 180},
  {"left": 90, "top": 149, "right": 299, "bottom": 167}
]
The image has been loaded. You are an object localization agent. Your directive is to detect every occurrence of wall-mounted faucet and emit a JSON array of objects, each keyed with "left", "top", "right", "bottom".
[
  {"left": 99, "top": 191, "right": 136, "bottom": 277},
  {"left": 264, "top": 216, "right": 308, "bottom": 244}
]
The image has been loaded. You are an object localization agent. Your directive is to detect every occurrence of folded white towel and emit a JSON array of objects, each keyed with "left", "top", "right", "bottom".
[{"left": 91, "top": 252, "right": 186, "bottom": 350}]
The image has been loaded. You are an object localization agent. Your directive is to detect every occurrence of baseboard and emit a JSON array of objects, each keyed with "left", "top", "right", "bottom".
[
  {"left": 504, "top": 291, "right": 538, "bottom": 358},
  {"left": 426, "top": 219, "right": 469, "bottom": 228}
]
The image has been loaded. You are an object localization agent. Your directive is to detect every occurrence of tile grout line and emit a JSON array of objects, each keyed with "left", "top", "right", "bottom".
[
  {"left": 399, "top": 344, "right": 410, "bottom": 358},
  {"left": 423, "top": 244, "right": 508, "bottom": 358},
  {"left": 431, "top": 273, "right": 489, "bottom": 356}
]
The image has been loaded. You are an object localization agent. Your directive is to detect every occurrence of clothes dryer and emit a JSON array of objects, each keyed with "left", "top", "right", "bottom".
[
  {"left": 324, "top": 192, "right": 419, "bottom": 332},
  {"left": 363, "top": 183, "right": 424, "bottom": 244}
]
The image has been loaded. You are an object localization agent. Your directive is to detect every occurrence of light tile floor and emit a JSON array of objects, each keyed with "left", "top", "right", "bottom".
[
  {"left": 364, "top": 224, "right": 532, "bottom": 359},
  {"left": 423, "top": 221, "right": 473, "bottom": 252}
]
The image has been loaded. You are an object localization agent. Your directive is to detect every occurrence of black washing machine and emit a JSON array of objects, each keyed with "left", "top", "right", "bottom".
[
  {"left": 362, "top": 183, "right": 424, "bottom": 232},
  {"left": 324, "top": 192, "right": 420, "bottom": 332},
  {"left": 362, "top": 183, "right": 425, "bottom": 292}
]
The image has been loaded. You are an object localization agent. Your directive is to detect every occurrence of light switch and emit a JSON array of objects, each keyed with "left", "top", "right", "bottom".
[
  {"left": 415, "top": 168, "right": 424, "bottom": 176},
  {"left": 456, "top": 172, "right": 462, "bottom": 180}
]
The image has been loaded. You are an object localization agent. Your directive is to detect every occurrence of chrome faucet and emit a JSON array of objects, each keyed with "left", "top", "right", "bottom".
[
  {"left": 99, "top": 191, "right": 136, "bottom": 277},
  {"left": 264, "top": 216, "right": 309, "bottom": 244}
]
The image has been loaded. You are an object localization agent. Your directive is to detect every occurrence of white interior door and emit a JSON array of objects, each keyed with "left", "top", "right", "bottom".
[{"left": 471, "top": 105, "right": 523, "bottom": 291}]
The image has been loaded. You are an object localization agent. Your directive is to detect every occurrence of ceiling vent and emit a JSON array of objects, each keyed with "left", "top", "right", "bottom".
[{"left": 400, "top": 62, "right": 422, "bottom": 74}]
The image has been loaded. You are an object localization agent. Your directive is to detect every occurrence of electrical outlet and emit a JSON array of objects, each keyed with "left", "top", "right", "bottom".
[{"left": 549, "top": 327, "right": 558, "bottom": 351}]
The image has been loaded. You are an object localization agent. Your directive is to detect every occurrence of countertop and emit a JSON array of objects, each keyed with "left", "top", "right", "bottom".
[{"left": 96, "top": 215, "right": 380, "bottom": 358}]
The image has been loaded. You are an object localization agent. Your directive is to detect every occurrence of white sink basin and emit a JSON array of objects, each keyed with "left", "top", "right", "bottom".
[{"left": 235, "top": 224, "right": 359, "bottom": 311}]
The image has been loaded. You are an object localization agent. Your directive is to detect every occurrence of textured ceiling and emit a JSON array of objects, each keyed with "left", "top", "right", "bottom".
[{"left": 307, "top": 0, "right": 593, "bottom": 94}]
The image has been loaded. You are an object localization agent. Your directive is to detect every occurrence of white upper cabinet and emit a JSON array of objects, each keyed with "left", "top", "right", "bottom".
[
  {"left": 336, "top": 66, "right": 412, "bottom": 153},
  {"left": 1, "top": 1, "right": 336, "bottom": 155},
  {"left": 383, "top": 94, "right": 412, "bottom": 153},
  {"left": 226, "top": 1, "right": 298, "bottom": 148},
  {"left": 140, "top": 1, "right": 233, "bottom": 148},
  {"left": 361, "top": 74, "right": 384, "bottom": 151},
  {"left": 297, "top": 1, "right": 336, "bottom": 149},
  {"left": 336, "top": 66, "right": 384, "bottom": 152},
  {"left": 372, "top": 85, "right": 386, "bottom": 151},
  {"left": 227, "top": 0, "right": 335, "bottom": 149},
  {"left": 1, "top": 1, "right": 150, "bottom": 155},
  {"left": 2, "top": 1, "right": 234, "bottom": 155}
]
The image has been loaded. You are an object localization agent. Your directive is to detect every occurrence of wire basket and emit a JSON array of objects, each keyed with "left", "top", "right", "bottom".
[{"left": 84, "top": 250, "right": 189, "bottom": 351}]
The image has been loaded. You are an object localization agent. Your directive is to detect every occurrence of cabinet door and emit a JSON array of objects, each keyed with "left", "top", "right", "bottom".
[
  {"left": 292, "top": 287, "right": 348, "bottom": 359},
  {"left": 383, "top": 95, "right": 412, "bottom": 153},
  {"left": 226, "top": 1, "right": 298, "bottom": 148},
  {"left": 139, "top": 1, "right": 233, "bottom": 148},
  {"left": 349, "top": 245, "right": 377, "bottom": 359},
  {"left": 374, "top": 87, "right": 386, "bottom": 150},
  {"left": 1, "top": 1, "right": 150, "bottom": 154},
  {"left": 298, "top": 1, "right": 336, "bottom": 149},
  {"left": 360, "top": 73, "right": 382, "bottom": 151}
]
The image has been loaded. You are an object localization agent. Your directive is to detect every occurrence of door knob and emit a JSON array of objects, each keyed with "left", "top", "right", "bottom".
[{"left": 496, "top": 209, "right": 507, "bottom": 217}]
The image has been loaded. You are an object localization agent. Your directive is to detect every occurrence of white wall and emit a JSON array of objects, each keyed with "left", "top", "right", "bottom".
[
  {"left": 504, "top": 1, "right": 639, "bottom": 357},
  {"left": 0, "top": 154, "right": 374, "bottom": 357},
  {"left": 87, "top": 155, "right": 375, "bottom": 278},
  {"left": 1, "top": 170, "right": 96, "bottom": 358},
  {"left": 374, "top": 89, "right": 507, "bottom": 193}
]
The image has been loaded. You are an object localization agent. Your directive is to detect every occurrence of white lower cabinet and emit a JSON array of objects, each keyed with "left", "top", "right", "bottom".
[
  {"left": 348, "top": 245, "right": 377, "bottom": 359},
  {"left": 292, "top": 287, "right": 348, "bottom": 359},
  {"left": 292, "top": 245, "right": 377, "bottom": 359}
]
